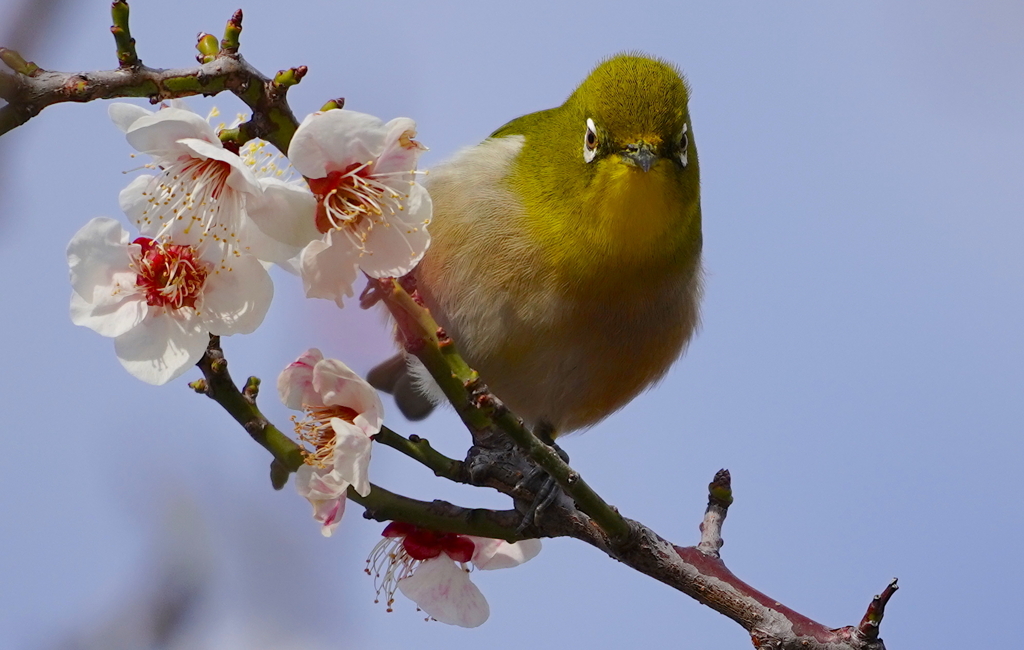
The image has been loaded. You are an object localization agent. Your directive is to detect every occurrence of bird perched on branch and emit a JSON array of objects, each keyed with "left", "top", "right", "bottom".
[{"left": 370, "top": 53, "right": 702, "bottom": 440}]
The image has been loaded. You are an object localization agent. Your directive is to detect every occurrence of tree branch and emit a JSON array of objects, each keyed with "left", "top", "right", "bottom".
[
  {"left": 192, "top": 335, "right": 897, "bottom": 648},
  {"left": 190, "top": 336, "right": 524, "bottom": 540},
  {"left": 369, "top": 277, "right": 897, "bottom": 649},
  {"left": 373, "top": 426, "right": 465, "bottom": 482},
  {"left": 0, "top": 6, "right": 302, "bottom": 149}
]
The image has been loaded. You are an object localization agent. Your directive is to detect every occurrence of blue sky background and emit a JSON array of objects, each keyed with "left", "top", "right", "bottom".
[{"left": 1, "top": 1, "right": 1022, "bottom": 648}]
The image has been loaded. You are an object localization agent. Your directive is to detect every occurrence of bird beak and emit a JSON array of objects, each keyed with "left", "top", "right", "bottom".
[{"left": 622, "top": 142, "right": 657, "bottom": 173}]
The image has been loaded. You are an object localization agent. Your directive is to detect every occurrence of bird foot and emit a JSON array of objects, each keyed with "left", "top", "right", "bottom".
[{"left": 515, "top": 436, "right": 570, "bottom": 534}]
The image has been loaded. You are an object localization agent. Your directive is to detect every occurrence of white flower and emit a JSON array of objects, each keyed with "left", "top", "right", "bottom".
[
  {"left": 278, "top": 348, "right": 382, "bottom": 536},
  {"left": 248, "top": 109, "right": 432, "bottom": 307},
  {"left": 68, "top": 217, "right": 273, "bottom": 385},
  {"left": 366, "top": 522, "right": 542, "bottom": 627},
  {"left": 110, "top": 103, "right": 263, "bottom": 258},
  {"left": 237, "top": 139, "right": 315, "bottom": 273}
]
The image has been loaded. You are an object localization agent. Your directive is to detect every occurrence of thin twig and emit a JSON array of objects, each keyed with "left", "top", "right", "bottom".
[
  {"left": 696, "top": 468, "right": 732, "bottom": 556},
  {"left": 0, "top": 6, "right": 302, "bottom": 147},
  {"left": 373, "top": 426, "right": 465, "bottom": 481},
  {"left": 191, "top": 337, "right": 523, "bottom": 539}
]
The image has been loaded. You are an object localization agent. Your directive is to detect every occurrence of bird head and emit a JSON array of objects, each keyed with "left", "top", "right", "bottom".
[
  {"left": 567, "top": 54, "right": 696, "bottom": 185},
  {"left": 495, "top": 53, "right": 701, "bottom": 271}
]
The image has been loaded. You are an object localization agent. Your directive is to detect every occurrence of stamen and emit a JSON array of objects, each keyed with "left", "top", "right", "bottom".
[
  {"left": 310, "top": 162, "right": 416, "bottom": 245},
  {"left": 130, "top": 237, "right": 211, "bottom": 310},
  {"left": 366, "top": 537, "right": 419, "bottom": 612},
  {"left": 364, "top": 524, "right": 477, "bottom": 613},
  {"left": 131, "top": 156, "right": 242, "bottom": 268},
  {"left": 239, "top": 139, "right": 295, "bottom": 182},
  {"left": 293, "top": 404, "right": 359, "bottom": 468}
]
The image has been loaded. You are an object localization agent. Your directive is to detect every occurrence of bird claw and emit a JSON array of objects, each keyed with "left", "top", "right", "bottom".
[{"left": 515, "top": 435, "right": 569, "bottom": 534}]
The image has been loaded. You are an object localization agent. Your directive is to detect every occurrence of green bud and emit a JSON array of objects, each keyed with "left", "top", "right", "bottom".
[
  {"left": 319, "top": 98, "right": 345, "bottom": 112},
  {"left": 196, "top": 33, "right": 220, "bottom": 62}
]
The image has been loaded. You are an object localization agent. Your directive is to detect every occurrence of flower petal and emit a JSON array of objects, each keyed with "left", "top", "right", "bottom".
[
  {"left": 112, "top": 310, "right": 208, "bottom": 385},
  {"left": 109, "top": 103, "right": 153, "bottom": 133},
  {"left": 313, "top": 358, "right": 384, "bottom": 435},
  {"left": 178, "top": 137, "right": 262, "bottom": 197},
  {"left": 295, "top": 465, "right": 348, "bottom": 537},
  {"left": 329, "top": 418, "right": 372, "bottom": 497},
  {"left": 288, "top": 110, "right": 387, "bottom": 179},
  {"left": 67, "top": 217, "right": 133, "bottom": 301},
  {"left": 469, "top": 537, "right": 543, "bottom": 570},
  {"left": 200, "top": 250, "right": 274, "bottom": 336},
  {"left": 398, "top": 556, "right": 490, "bottom": 628},
  {"left": 246, "top": 176, "right": 321, "bottom": 249},
  {"left": 357, "top": 183, "right": 432, "bottom": 278},
  {"left": 70, "top": 288, "right": 148, "bottom": 338},
  {"left": 117, "top": 174, "right": 165, "bottom": 236},
  {"left": 277, "top": 348, "right": 325, "bottom": 410},
  {"left": 373, "top": 117, "right": 426, "bottom": 177},
  {"left": 125, "top": 106, "right": 218, "bottom": 162},
  {"left": 298, "top": 232, "right": 359, "bottom": 308},
  {"left": 238, "top": 210, "right": 302, "bottom": 273}
]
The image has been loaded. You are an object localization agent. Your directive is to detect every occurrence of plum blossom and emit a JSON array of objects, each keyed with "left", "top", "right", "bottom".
[
  {"left": 366, "top": 522, "right": 542, "bottom": 627},
  {"left": 236, "top": 139, "right": 316, "bottom": 273},
  {"left": 110, "top": 103, "right": 262, "bottom": 261},
  {"left": 67, "top": 217, "right": 273, "bottom": 384},
  {"left": 278, "top": 348, "right": 382, "bottom": 536},
  {"left": 248, "top": 109, "right": 432, "bottom": 307}
]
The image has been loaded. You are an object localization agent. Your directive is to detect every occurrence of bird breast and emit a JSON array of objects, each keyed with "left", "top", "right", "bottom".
[{"left": 415, "top": 136, "right": 702, "bottom": 433}]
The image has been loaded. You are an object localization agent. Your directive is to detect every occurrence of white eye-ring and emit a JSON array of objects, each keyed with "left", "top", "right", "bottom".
[
  {"left": 679, "top": 122, "right": 689, "bottom": 168},
  {"left": 583, "top": 118, "right": 599, "bottom": 163}
]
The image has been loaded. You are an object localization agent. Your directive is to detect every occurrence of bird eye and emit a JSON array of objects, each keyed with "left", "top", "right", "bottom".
[
  {"left": 679, "top": 122, "right": 689, "bottom": 168},
  {"left": 583, "top": 118, "right": 599, "bottom": 163}
]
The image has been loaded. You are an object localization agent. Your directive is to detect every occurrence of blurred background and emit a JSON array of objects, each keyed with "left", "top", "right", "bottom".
[{"left": 1, "top": 1, "right": 1022, "bottom": 648}]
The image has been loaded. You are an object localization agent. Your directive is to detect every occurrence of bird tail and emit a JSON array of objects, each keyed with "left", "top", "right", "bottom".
[{"left": 367, "top": 353, "right": 437, "bottom": 421}]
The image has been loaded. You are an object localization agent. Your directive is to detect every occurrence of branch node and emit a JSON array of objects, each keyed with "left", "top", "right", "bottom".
[
  {"left": 221, "top": 9, "right": 243, "bottom": 54},
  {"left": 243, "top": 375, "right": 260, "bottom": 401},
  {"left": 269, "top": 459, "right": 290, "bottom": 490},
  {"left": 696, "top": 468, "right": 732, "bottom": 556},
  {"left": 857, "top": 577, "right": 899, "bottom": 640},
  {"left": 273, "top": 66, "right": 307, "bottom": 88},
  {"left": 319, "top": 97, "right": 345, "bottom": 112},
  {"left": 188, "top": 378, "right": 209, "bottom": 394},
  {"left": 110, "top": 1, "right": 140, "bottom": 68},
  {"left": 195, "top": 32, "right": 220, "bottom": 64},
  {"left": 708, "top": 468, "right": 733, "bottom": 508},
  {"left": 0, "top": 48, "right": 40, "bottom": 76}
]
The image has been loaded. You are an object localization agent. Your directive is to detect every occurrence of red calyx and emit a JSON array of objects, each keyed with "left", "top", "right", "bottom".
[{"left": 382, "top": 522, "right": 477, "bottom": 563}]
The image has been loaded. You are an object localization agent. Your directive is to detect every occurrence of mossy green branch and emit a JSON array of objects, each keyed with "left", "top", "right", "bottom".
[
  {"left": 110, "top": 0, "right": 140, "bottom": 68},
  {"left": 221, "top": 9, "right": 243, "bottom": 54},
  {"left": 351, "top": 484, "right": 524, "bottom": 541},
  {"left": 192, "top": 336, "right": 306, "bottom": 472},
  {"left": 191, "top": 336, "right": 522, "bottom": 540},
  {"left": 373, "top": 426, "right": 464, "bottom": 481}
]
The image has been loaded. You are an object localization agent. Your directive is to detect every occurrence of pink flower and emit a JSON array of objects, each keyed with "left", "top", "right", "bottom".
[
  {"left": 249, "top": 109, "right": 432, "bottom": 307},
  {"left": 278, "top": 348, "right": 383, "bottom": 536},
  {"left": 67, "top": 217, "right": 272, "bottom": 385},
  {"left": 366, "top": 522, "right": 542, "bottom": 627}
]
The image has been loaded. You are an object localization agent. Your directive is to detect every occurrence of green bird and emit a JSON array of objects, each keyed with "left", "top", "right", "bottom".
[{"left": 371, "top": 53, "right": 702, "bottom": 440}]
